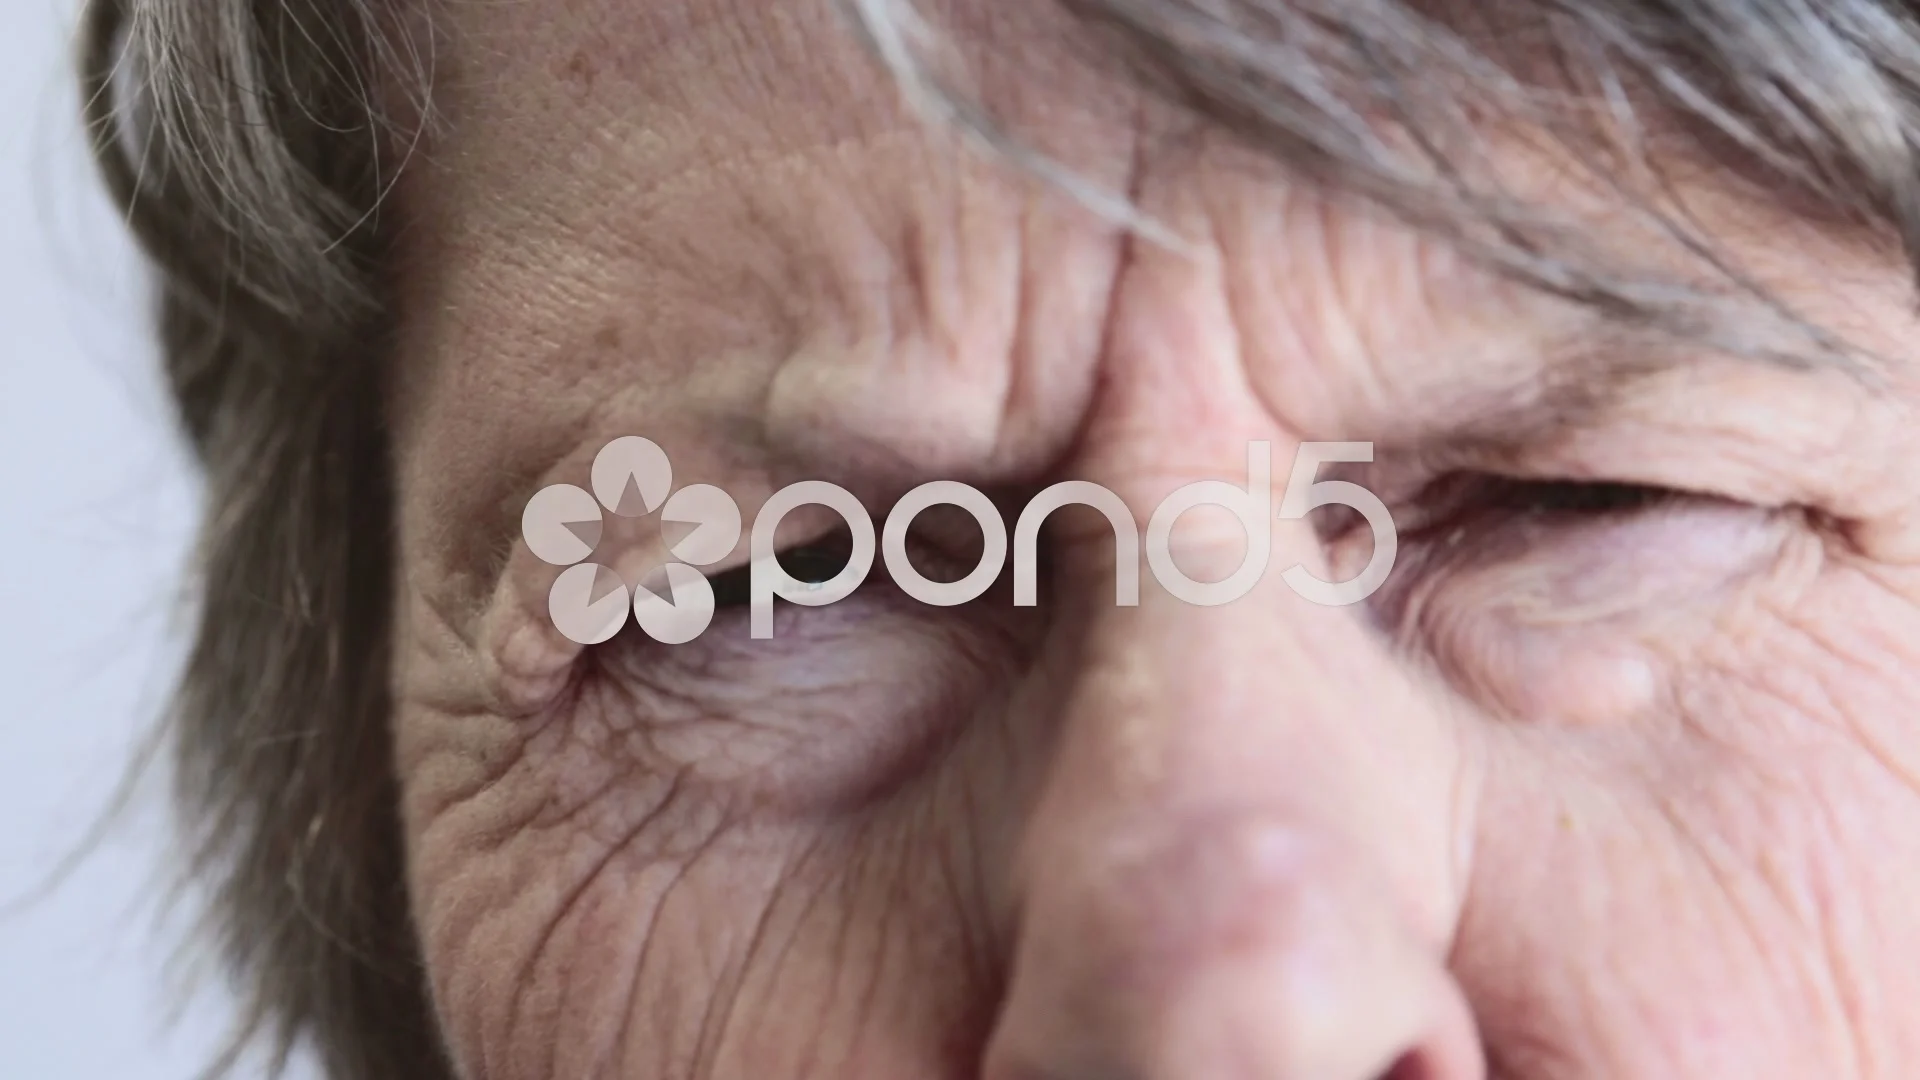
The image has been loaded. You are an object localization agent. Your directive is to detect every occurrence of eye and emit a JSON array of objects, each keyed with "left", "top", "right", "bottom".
[
  {"left": 1397, "top": 473, "right": 1683, "bottom": 544},
  {"left": 707, "top": 532, "right": 858, "bottom": 609},
  {"left": 1362, "top": 466, "right": 1801, "bottom": 721},
  {"left": 1357, "top": 468, "right": 1736, "bottom": 633},
  {"left": 579, "top": 518, "right": 1042, "bottom": 812},
  {"left": 1473, "top": 477, "right": 1673, "bottom": 516}
]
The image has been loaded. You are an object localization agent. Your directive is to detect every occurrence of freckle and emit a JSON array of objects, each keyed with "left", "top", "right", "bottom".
[
  {"left": 560, "top": 50, "right": 597, "bottom": 100},
  {"left": 1558, "top": 810, "right": 1576, "bottom": 832},
  {"left": 593, "top": 324, "right": 621, "bottom": 351}
]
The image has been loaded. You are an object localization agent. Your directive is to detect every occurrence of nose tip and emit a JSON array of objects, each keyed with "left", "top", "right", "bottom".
[{"left": 982, "top": 817, "right": 1484, "bottom": 1080}]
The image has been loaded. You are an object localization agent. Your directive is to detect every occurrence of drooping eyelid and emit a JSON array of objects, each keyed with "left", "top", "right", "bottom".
[
  {"left": 1418, "top": 355, "right": 1898, "bottom": 521},
  {"left": 1362, "top": 488, "right": 1810, "bottom": 687},
  {"left": 1359, "top": 435, "right": 1815, "bottom": 528},
  {"left": 693, "top": 483, "right": 1031, "bottom": 586},
  {"left": 692, "top": 505, "right": 848, "bottom": 581}
]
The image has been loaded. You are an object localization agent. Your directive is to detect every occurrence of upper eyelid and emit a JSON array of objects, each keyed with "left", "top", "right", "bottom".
[{"left": 692, "top": 519, "right": 853, "bottom": 581}]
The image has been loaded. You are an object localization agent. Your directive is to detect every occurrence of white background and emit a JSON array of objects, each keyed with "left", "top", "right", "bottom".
[{"left": 0, "top": 1, "right": 247, "bottom": 1075}]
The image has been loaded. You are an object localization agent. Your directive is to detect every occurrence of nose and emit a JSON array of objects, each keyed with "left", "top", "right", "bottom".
[{"left": 981, "top": 441, "right": 1484, "bottom": 1080}]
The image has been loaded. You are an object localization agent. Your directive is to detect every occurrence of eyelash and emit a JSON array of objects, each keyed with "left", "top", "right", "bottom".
[
  {"left": 1470, "top": 477, "right": 1672, "bottom": 514},
  {"left": 707, "top": 531, "right": 864, "bottom": 610},
  {"left": 1393, "top": 473, "right": 1681, "bottom": 543}
]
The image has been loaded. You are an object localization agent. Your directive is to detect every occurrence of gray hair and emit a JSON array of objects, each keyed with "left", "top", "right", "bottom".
[{"left": 80, "top": 0, "right": 1920, "bottom": 1075}]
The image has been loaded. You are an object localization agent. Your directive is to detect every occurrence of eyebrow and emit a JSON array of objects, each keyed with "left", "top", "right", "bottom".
[{"left": 1380, "top": 296, "right": 1877, "bottom": 466}]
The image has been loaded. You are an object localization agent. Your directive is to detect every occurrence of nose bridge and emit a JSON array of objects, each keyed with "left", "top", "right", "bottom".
[
  {"left": 1035, "top": 414, "right": 1436, "bottom": 838},
  {"left": 1078, "top": 590, "right": 1364, "bottom": 800},
  {"left": 978, "top": 212, "right": 1487, "bottom": 1077},
  {"left": 1043, "top": 534, "right": 1465, "bottom": 914},
  {"left": 985, "top": 512, "right": 1484, "bottom": 1079}
]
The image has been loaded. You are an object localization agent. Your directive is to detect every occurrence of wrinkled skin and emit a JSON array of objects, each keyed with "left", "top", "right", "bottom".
[{"left": 385, "top": 2, "right": 1920, "bottom": 1077}]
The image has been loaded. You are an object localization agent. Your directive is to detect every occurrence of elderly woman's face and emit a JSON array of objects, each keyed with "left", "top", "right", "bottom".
[{"left": 382, "top": 2, "right": 1920, "bottom": 1077}]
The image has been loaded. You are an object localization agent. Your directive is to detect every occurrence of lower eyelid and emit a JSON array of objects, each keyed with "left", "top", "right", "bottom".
[
  {"left": 578, "top": 589, "right": 1027, "bottom": 814},
  {"left": 1378, "top": 500, "right": 1803, "bottom": 693}
]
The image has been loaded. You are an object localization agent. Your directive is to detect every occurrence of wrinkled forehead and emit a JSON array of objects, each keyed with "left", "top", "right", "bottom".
[
  {"left": 385, "top": 0, "right": 1907, "bottom": 376},
  {"left": 380, "top": 0, "right": 1920, "bottom": 598}
]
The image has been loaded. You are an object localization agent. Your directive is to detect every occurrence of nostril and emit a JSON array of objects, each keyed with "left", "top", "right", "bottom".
[
  {"left": 1379, "top": 1032, "right": 1486, "bottom": 1080},
  {"left": 1380, "top": 1048, "right": 1438, "bottom": 1080}
]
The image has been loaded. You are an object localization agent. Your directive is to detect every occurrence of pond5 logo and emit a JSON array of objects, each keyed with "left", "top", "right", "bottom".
[
  {"left": 522, "top": 436, "right": 1400, "bottom": 645},
  {"left": 520, "top": 436, "right": 742, "bottom": 645}
]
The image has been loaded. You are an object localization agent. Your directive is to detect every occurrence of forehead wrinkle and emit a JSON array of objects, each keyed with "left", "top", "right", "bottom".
[
  {"left": 1199, "top": 143, "right": 1889, "bottom": 450},
  {"left": 391, "top": 0, "right": 1907, "bottom": 625},
  {"left": 1389, "top": 310, "right": 1877, "bottom": 470}
]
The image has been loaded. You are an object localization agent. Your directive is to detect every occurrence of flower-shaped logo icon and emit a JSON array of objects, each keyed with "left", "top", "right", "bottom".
[{"left": 520, "top": 437, "right": 742, "bottom": 644}]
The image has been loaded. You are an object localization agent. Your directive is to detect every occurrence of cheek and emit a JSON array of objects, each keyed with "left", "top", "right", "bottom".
[
  {"left": 398, "top": 590, "right": 1036, "bottom": 1080},
  {"left": 406, "top": 767, "right": 1003, "bottom": 1080},
  {"left": 1455, "top": 549, "right": 1920, "bottom": 1073},
  {"left": 1681, "top": 551, "right": 1920, "bottom": 782}
]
